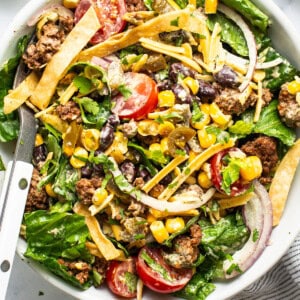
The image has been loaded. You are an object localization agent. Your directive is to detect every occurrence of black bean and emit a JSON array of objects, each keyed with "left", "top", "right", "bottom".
[
  {"left": 156, "top": 79, "right": 172, "bottom": 92},
  {"left": 197, "top": 79, "right": 217, "bottom": 102},
  {"left": 160, "top": 173, "right": 173, "bottom": 186},
  {"left": 214, "top": 66, "right": 238, "bottom": 88},
  {"left": 32, "top": 144, "right": 47, "bottom": 166},
  {"left": 120, "top": 160, "right": 136, "bottom": 183},
  {"left": 99, "top": 124, "right": 114, "bottom": 151},
  {"left": 169, "top": 63, "right": 196, "bottom": 82},
  {"left": 107, "top": 114, "right": 120, "bottom": 128},
  {"left": 137, "top": 168, "right": 151, "bottom": 182},
  {"left": 172, "top": 84, "right": 192, "bottom": 105},
  {"left": 81, "top": 164, "right": 93, "bottom": 178}
]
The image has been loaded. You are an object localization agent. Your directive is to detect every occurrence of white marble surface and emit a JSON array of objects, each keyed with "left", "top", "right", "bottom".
[{"left": 0, "top": 0, "right": 299, "bottom": 299}]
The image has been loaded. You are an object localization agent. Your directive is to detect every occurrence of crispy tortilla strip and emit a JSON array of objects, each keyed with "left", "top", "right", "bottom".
[
  {"left": 78, "top": 6, "right": 206, "bottom": 60},
  {"left": 269, "top": 139, "right": 300, "bottom": 226},
  {"left": 39, "top": 113, "right": 68, "bottom": 133},
  {"left": 85, "top": 215, "right": 126, "bottom": 260},
  {"left": 4, "top": 72, "right": 39, "bottom": 114},
  {"left": 74, "top": 202, "right": 125, "bottom": 260},
  {"left": 158, "top": 139, "right": 235, "bottom": 201},
  {"left": 30, "top": 7, "right": 100, "bottom": 110},
  {"left": 217, "top": 192, "right": 255, "bottom": 209}
]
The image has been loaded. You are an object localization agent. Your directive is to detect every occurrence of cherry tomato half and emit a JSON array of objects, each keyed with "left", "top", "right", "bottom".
[
  {"left": 136, "top": 246, "right": 193, "bottom": 294},
  {"left": 106, "top": 258, "right": 137, "bottom": 298},
  {"left": 75, "top": 0, "right": 127, "bottom": 44},
  {"left": 112, "top": 72, "right": 158, "bottom": 120},
  {"left": 210, "top": 147, "right": 250, "bottom": 196}
]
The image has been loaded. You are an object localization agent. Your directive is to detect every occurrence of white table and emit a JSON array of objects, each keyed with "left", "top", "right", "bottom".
[{"left": 0, "top": 0, "right": 300, "bottom": 299}]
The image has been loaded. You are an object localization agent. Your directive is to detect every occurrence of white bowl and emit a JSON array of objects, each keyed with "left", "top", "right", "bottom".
[{"left": 0, "top": 1, "right": 300, "bottom": 299}]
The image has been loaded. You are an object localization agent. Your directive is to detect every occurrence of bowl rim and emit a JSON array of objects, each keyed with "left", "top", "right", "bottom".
[{"left": 0, "top": 0, "right": 300, "bottom": 299}]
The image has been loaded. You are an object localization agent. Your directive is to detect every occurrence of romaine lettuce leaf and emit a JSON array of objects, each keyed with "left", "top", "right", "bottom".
[
  {"left": 221, "top": 0, "right": 269, "bottom": 32},
  {"left": 0, "top": 36, "right": 29, "bottom": 142},
  {"left": 200, "top": 211, "right": 249, "bottom": 257},
  {"left": 229, "top": 100, "right": 296, "bottom": 146},
  {"left": 24, "top": 210, "right": 93, "bottom": 289}
]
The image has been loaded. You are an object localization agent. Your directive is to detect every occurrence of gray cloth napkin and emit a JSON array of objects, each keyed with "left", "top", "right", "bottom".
[{"left": 232, "top": 233, "right": 300, "bottom": 299}]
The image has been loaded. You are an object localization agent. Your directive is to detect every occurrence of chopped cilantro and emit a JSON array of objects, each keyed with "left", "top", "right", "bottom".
[
  {"left": 170, "top": 17, "right": 180, "bottom": 27},
  {"left": 134, "top": 233, "right": 146, "bottom": 240},
  {"left": 252, "top": 228, "right": 259, "bottom": 242},
  {"left": 73, "top": 75, "right": 93, "bottom": 94}
]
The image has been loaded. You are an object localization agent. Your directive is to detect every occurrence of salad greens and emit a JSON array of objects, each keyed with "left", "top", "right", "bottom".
[
  {"left": 24, "top": 210, "right": 93, "bottom": 289},
  {"left": 229, "top": 100, "right": 296, "bottom": 146},
  {"left": 0, "top": 36, "right": 28, "bottom": 142}
]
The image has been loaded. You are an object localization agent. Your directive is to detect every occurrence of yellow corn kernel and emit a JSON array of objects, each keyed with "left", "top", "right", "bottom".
[
  {"left": 150, "top": 220, "right": 169, "bottom": 243},
  {"left": 147, "top": 213, "right": 157, "bottom": 224},
  {"left": 158, "top": 121, "right": 175, "bottom": 136},
  {"left": 63, "top": 0, "right": 80, "bottom": 9},
  {"left": 158, "top": 90, "right": 176, "bottom": 107},
  {"left": 287, "top": 80, "right": 300, "bottom": 95},
  {"left": 111, "top": 224, "right": 122, "bottom": 241},
  {"left": 240, "top": 156, "right": 263, "bottom": 182},
  {"left": 198, "top": 129, "right": 216, "bottom": 148},
  {"left": 45, "top": 183, "right": 57, "bottom": 198},
  {"left": 137, "top": 120, "right": 159, "bottom": 136},
  {"left": 182, "top": 76, "right": 199, "bottom": 95},
  {"left": 35, "top": 133, "right": 44, "bottom": 147},
  {"left": 92, "top": 188, "right": 108, "bottom": 206},
  {"left": 185, "top": 176, "right": 196, "bottom": 185},
  {"left": 191, "top": 113, "right": 211, "bottom": 130},
  {"left": 149, "top": 208, "right": 168, "bottom": 219},
  {"left": 110, "top": 149, "right": 125, "bottom": 164},
  {"left": 197, "top": 171, "right": 212, "bottom": 189},
  {"left": 149, "top": 143, "right": 162, "bottom": 152},
  {"left": 70, "top": 147, "right": 88, "bottom": 169},
  {"left": 205, "top": 0, "right": 218, "bottom": 14},
  {"left": 200, "top": 103, "right": 210, "bottom": 114},
  {"left": 209, "top": 103, "right": 231, "bottom": 126},
  {"left": 81, "top": 128, "right": 101, "bottom": 151},
  {"left": 160, "top": 137, "right": 170, "bottom": 154},
  {"left": 165, "top": 217, "right": 185, "bottom": 234}
]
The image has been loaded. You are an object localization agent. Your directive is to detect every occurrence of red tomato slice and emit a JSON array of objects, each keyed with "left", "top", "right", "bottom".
[
  {"left": 106, "top": 258, "right": 137, "bottom": 298},
  {"left": 136, "top": 246, "right": 193, "bottom": 294},
  {"left": 74, "top": 0, "right": 127, "bottom": 44},
  {"left": 210, "top": 148, "right": 250, "bottom": 196},
  {"left": 112, "top": 72, "right": 158, "bottom": 120}
]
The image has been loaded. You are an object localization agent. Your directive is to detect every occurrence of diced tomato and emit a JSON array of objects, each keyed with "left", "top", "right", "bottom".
[
  {"left": 106, "top": 258, "right": 137, "bottom": 298},
  {"left": 136, "top": 246, "right": 193, "bottom": 294},
  {"left": 75, "top": 0, "right": 127, "bottom": 44},
  {"left": 112, "top": 72, "right": 158, "bottom": 120}
]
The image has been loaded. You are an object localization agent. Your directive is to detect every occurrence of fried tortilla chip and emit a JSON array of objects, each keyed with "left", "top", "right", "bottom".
[
  {"left": 270, "top": 139, "right": 300, "bottom": 226},
  {"left": 78, "top": 6, "right": 206, "bottom": 60},
  {"left": 30, "top": 7, "right": 100, "bottom": 110},
  {"left": 3, "top": 72, "right": 39, "bottom": 114}
]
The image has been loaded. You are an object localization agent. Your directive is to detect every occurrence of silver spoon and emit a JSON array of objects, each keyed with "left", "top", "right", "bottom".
[{"left": 0, "top": 54, "right": 37, "bottom": 300}]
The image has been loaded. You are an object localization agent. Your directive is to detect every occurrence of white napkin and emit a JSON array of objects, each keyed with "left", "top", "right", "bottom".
[{"left": 232, "top": 233, "right": 300, "bottom": 299}]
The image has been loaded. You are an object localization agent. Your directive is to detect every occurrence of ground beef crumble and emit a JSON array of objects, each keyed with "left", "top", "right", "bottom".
[
  {"left": 75, "top": 177, "right": 102, "bottom": 206},
  {"left": 163, "top": 224, "right": 202, "bottom": 269},
  {"left": 26, "top": 168, "right": 49, "bottom": 212},
  {"left": 55, "top": 101, "right": 82, "bottom": 123},
  {"left": 23, "top": 16, "right": 74, "bottom": 70},
  {"left": 57, "top": 259, "right": 91, "bottom": 285},
  {"left": 241, "top": 136, "right": 279, "bottom": 184}
]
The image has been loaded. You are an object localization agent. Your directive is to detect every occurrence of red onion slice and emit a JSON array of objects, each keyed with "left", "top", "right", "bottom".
[
  {"left": 256, "top": 57, "right": 283, "bottom": 69},
  {"left": 218, "top": 4, "right": 257, "bottom": 92},
  {"left": 27, "top": 4, "right": 74, "bottom": 27},
  {"left": 223, "top": 181, "right": 273, "bottom": 278}
]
